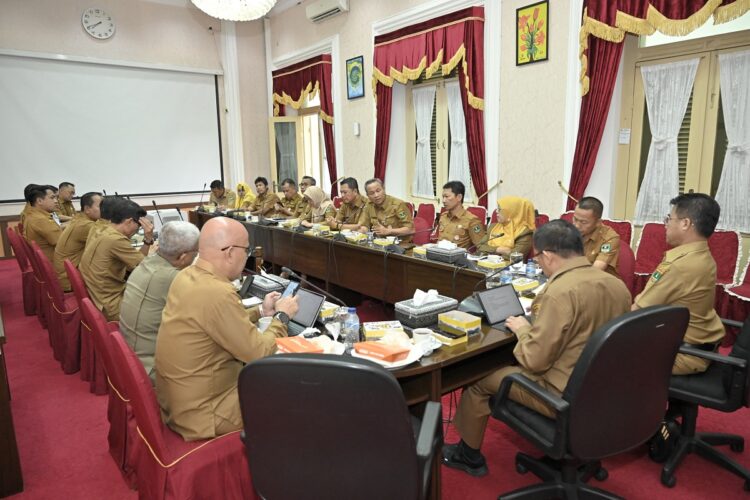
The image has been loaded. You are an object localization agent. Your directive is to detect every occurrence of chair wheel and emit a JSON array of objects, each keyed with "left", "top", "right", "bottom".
[
  {"left": 594, "top": 467, "right": 608, "bottom": 481},
  {"left": 731, "top": 442, "right": 744, "bottom": 453},
  {"left": 661, "top": 472, "right": 676, "bottom": 488},
  {"left": 516, "top": 462, "right": 528, "bottom": 474}
]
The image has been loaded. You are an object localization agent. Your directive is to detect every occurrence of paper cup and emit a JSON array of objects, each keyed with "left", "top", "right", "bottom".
[{"left": 258, "top": 317, "right": 272, "bottom": 333}]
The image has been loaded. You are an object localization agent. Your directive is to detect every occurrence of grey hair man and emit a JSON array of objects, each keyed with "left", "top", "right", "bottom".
[{"left": 119, "top": 221, "right": 200, "bottom": 383}]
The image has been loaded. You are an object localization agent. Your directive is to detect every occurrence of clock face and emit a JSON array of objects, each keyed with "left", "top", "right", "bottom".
[{"left": 82, "top": 8, "right": 115, "bottom": 39}]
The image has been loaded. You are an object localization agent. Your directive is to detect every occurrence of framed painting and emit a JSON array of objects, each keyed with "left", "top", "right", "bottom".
[
  {"left": 516, "top": 0, "right": 548, "bottom": 66},
  {"left": 346, "top": 55, "right": 365, "bottom": 100}
]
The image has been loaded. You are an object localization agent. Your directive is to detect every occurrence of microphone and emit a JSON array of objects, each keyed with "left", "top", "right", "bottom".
[
  {"left": 281, "top": 266, "right": 347, "bottom": 307},
  {"left": 174, "top": 207, "right": 184, "bottom": 221},
  {"left": 557, "top": 180, "right": 579, "bottom": 204},
  {"left": 198, "top": 182, "right": 207, "bottom": 207},
  {"left": 151, "top": 200, "right": 163, "bottom": 225},
  {"left": 473, "top": 266, "right": 508, "bottom": 291},
  {"left": 102, "top": 189, "right": 108, "bottom": 196}
]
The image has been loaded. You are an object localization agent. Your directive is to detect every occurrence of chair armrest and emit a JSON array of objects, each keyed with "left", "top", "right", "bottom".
[
  {"left": 721, "top": 318, "right": 744, "bottom": 329},
  {"left": 499, "top": 373, "right": 570, "bottom": 413},
  {"left": 416, "top": 401, "right": 442, "bottom": 500},
  {"left": 679, "top": 346, "right": 747, "bottom": 369}
]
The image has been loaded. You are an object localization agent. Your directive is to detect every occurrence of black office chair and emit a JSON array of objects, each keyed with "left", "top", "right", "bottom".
[
  {"left": 491, "top": 305, "right": 689, "bottom": 499},
  {"left": 659, "top": 317, "right": 750, "bottom": 489},
  {"left": 238, "top": 353, "right": 442, "bottom": 500}
]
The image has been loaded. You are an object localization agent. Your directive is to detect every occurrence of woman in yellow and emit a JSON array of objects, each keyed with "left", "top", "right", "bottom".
[
  {"left": 234, "top": 182, "right": 256, "bottom": 209},
  {"left": 299, "top": 186, "right": 336, "bottom": 227},
  {"left": 477, "top": 196, "right": 536, "bottom": 256}
]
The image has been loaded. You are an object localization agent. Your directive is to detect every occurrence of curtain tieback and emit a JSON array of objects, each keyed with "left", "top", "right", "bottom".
[
  {"left": 417, "top": 138, "right": 429, "bottom": 146},
  {"left": 652, "top": 137, "right": 677, "bottom": 151},
  {"left": 452, "top": 138, "right": 466, "bottom": 146},
  {"left": 728, "top": 143, "right": 750, "bottom": 156}
]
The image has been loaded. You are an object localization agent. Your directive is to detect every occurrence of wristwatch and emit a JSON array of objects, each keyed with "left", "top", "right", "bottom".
[
  {"left": 143, "top": 238, "right": 154, "bottom": 245},
  {"left": 273, "top": 311, "right": 290, "bottom": 326}
]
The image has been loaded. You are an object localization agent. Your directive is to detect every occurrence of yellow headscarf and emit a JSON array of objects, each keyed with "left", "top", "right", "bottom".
[
  {"left": 235, "top": 182, "right": 256, "bottom": 209},
  {"left": 488, "top": 196, "right": 536, "bottom": 249}
]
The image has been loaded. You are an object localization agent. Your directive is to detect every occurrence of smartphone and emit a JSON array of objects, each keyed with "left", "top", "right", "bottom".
[{"left": 281, "top": 280, "right": 300, "bottom": 299}]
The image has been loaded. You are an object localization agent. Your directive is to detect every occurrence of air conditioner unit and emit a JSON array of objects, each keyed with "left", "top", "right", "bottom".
[{"left": 305, "top": 0, "right": 349, "bottom": 23}]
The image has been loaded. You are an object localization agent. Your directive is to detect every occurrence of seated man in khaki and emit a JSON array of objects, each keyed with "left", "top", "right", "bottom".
[
  {"left": 443, "top": 220, "right": 631, "bottom": 476},
  {"left": 357, "top": 178, "right": 415, "bottom": 244},
  {"left": 56, "top": 181, "right": 77, "bottom": 222},
  {"left": 633, "top": 193, "right": 724, "bottom": 375},
  {"left": 54, "top": 191, "right": 102, "bottom": 291},
  {"left": 572, "top": 196, "right": 620, "bottom": 278},
  {"left": 249, "top": 176, "right": 278, "bottom": 217},
  {"left": 438, "top": 181, "right": 485, "bottom": 250},
  {"left": 155, "top": 217, "right": 299, "bottom": 441},
  {"left": 23, "top": 184, "right": 63, "bottom": 262},
  {"left": 273, "top": 178, "right": 304, "bottom": 218},
  {"left": 119, "top": 221, "right": 200, "bottom": 384},
  {"left": 79, "top": 197, "right": 155, "bottom": 321},
  {"left": 209, "top": 179, "right": 236, "bottom": 210},
  {"left": 327, "top": 177, "right": 366, "bottom": 231}
]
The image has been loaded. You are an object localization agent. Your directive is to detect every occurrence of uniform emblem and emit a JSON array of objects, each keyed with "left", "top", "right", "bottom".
[
  {"left": 651, "top": 271, "right": 662, "bottom": 282},
  {"left": 473, "top": 225, "right": 481, "bottom": 234},
  {"left": 398, "top": 210, "right": 406, "bottom": 220},
  {"left": 531, "top": 302, "right": 541, "bottom": 315},
  {"left": 601, "top": 243, "right": 611, "bottom": 253}
]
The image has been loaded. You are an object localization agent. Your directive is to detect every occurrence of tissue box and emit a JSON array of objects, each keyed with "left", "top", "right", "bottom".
[
  {"left": 395, "top": 295, "right": 458, "bottom": 328},
  {"left": 432, "top": 329, "right": 469, "bottom": 347},
  {"left": 250, "top": 275, "right": 289, "bottom": 299},
  {"left": 343, "top": 232, "right": 367, "bottom": 243},
  {"left": 354, "top": 342, "right": 410, "bottom": 363},
  {"left": 362, "top": 321, "right": 405, "bottom": 341},
  {"left": 276, "top": 337, "right": 324, "bottom": 354},
  {"left": 477, "top": 259, "right": 509, "bottom": 271},
  {"left": 318, "top": 301, "right": 341, "bottom": 322},
  {"left": 426, "top": 246, "right": 467, "bottom": 264},
  {"left": 373, "top": 237, "right": 396, "bottom": 247},
  {"left": 438, "top": 310, "right": 481, "bottom": 337},
  {"left": 512, "top": 277, "right": 539, "bottom": 292}
]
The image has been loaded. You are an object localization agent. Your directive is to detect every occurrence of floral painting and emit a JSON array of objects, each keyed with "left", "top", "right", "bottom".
[
  {"left": 346, "top": 56, "right": 365, "bottom": 100},
  {"left": 516, "top": 1, "right": 548, "bottom": 66}
]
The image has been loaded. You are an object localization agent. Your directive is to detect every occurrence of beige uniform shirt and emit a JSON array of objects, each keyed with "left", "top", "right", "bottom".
[
  {"left": 23, "top": 206, "right": 62, "bottom": 262},
  {"left": 513, "top": 257, "right": 631, "bottom": 394},
  {"left": 209, "top": 189, "right": 237, "bottom": 208},
  {"left": 477, "top": 225, "right": 533, "bottom": 256},
  {"left": 79, "top": 225, "right": 144, "bottom": 321},
  {"left": 357, "top": 195, "right": 415, "bottom": 244},
  {"left": 438, "top": 207, "right": 486, "bottom": 249},
  {"left": 334, "top": 194, "right": 366, "bottom": 228},
  {"left": 53, "top": 213, "right": 95, "bottom": 291},
  {"left": 297, "top": 198, "right": 311, "bottom": 221},
  {"left": 278, "top": 193, "right": 304, "bottom": 218},
  {"left": 250, "top": 192, "right": 278, "bottom": 217},
  {"left": 301, "top": 205, "right": 336, "bottom": 224},
  {"left": 155, "top": 259, "right": 287, "bottom": 441},
  {"left": 56, "top": 200, "right": 76, "bottom": 218},
  {"left": 583, "top": 224, "right": 621, "bottom": 278},
  {"left": 19, "top": 203, "right": 30, "bottom": 227},
  {"left": 119, "top": 253, "right": 179, "bottom": 384}
]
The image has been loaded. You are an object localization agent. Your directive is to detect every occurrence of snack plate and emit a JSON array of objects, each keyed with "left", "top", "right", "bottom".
[{"left": 351, "top": 345, "right": 423, "bottom": 370}]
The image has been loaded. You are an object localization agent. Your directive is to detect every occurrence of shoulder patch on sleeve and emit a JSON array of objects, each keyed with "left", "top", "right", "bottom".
[
  {"left": 473, "top": 225, "right": 482, "bottom": 233},
  {"left": 398, "top": 210, "right": 406, "bottom": 220},
  {"left": 601, "top": 243, "right": 611, "bottom": 253}
]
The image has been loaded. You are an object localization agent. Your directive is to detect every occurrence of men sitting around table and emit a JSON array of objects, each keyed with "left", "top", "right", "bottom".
[
  {"left": 56, "top": 182, "right": 77, "bottom": 222},
  {"left": 297, "top": 176, "right": 316, "bottom": 220},
  {"left": 571, "top": 196, "right": 620, "bottom": 278},
  {"left": 477, "top": 196, "right": 535, "bottom": 257},
  {"left": 437, "top": 181, "right": 486, "bottom": 250},
  {"left": 155, "top": 217, "right": 299, "bottom": 441},
  {"left": 23, "top": 184, "right": 62, "bottom": 262},
  {"left": 327, "top": 177, "right": 366, "bottom": 231},
  {"left": 120, "top": 221, "right": 199, "bottom": 384},
  {"left": 299, "top": 186, "right": 336, "bottom": 227},
  {"left": 357, "top": 178, "right": 415, "bottom": 244},
  {"left": 79, "top": 197, "right": 154, "bottom": 321},
  {"left": 274, "top": 178, "right": 305, "bottom": 218},
  {"left": 53, "top": 191, "right": 102, "bottom": 291},
  {"left": 443, "top": 220, "right": 631, "bottom": 476},
  {"left": 209, "top": 179, "right": 236, "bottom": 211},
  {"left": 249, "top": 176, "right": 277, "bottom": 217},
  {"left": 235, "top": 181, "right": 256, "bottom": 210},
  {"left": 632, "top": 193, "right": 724, "bottom": 375}
]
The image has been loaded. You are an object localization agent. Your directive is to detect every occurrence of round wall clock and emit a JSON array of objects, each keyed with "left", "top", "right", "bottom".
[{"left": 82, "top": 8, "right": 115, "bottom": 40}]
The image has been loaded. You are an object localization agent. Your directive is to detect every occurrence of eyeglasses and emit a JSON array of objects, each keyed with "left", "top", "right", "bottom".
[
  {"left": 663, "top": 214, "right": 689, "bottom": 225},
  {"left": 221, "top": 245, "right": 251, "bottom": 257}
]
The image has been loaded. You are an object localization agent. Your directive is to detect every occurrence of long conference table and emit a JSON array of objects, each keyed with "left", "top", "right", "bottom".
[{"left": 191, "top": 212, "right": 516, "bottom": 498}]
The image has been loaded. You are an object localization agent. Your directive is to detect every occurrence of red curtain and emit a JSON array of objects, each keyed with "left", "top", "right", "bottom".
[
  {"left": 372, "top": 6, "right": 488, "bottom": 207},
  {"left": 272, "top": 54, "right": 338, "bottom": 196}
]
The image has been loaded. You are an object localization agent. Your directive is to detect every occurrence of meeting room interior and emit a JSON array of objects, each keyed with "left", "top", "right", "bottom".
[{"left": 2, "top": 0, "right": 750, "bottom": 499}]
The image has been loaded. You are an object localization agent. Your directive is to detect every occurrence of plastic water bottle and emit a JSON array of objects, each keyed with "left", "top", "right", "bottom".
[
  {"left": 526, "top": 260, "right": 536, "bottom": 278},
  {"left": 366, "top": 231, "right": 375, "bottom": 247},
  {"left": 500, "top": 269, "right": 513, "bottom": 285},
  {"left": 343, "top": 307, "right": 360, "bottom": 353}
]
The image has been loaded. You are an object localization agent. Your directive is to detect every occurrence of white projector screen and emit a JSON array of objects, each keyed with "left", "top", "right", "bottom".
[{"left": 0, "top": 54, "right": 222, "bottom": 202}]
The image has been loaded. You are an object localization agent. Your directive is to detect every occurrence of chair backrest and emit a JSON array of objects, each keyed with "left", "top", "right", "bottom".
[
  {"left": 602, "top": 219, "right": 633, "bottom": 246},
  {"left": 490, "top": 208, "right": 498, "bottom": 223},
  {"left": 32, "top": 241, "right": 65, "bottom": 308},
  {"left": 238, "top": 354, "right": 421, "bottom": 499},
  {"left": 332, "top": 196, "right": 342, "bottom": 209},
  {"left": 708, "top": 230, "right": 741, "bottom": 284},
  {"left": 80, "top": 298, "right": 119, "bottom": 385},
  {"left": 535, "top": 213, "right": 550, "bottom": 228},
  {"left": 618, "top": 243, "right": 636, "bottom": 297},
  {"left": 634, "top": 222, "right": 668, "bottom": 274},
  {"left": 728, "top": 318, "right": 750, "bottom": 407},
  {"left": 563, "top": 306, "right": 689, "bottom": 460},
  {"left": 5, "top": 226, "right": 31, "bottom": 272},
  {"left": 413, "top": 216, "right": 432, "bottom": 246},
  {"left": 466, "top": 206, "right": 487, "bottom": 225},
  {"left": 416, "top": 203, "right": 435, "bottom": 226},
  {"left": 559, "top": 211, "right": 574, "bottom": 222},
  {"left": 21, "top": 236, "right": 45, "bottom": 283},
  {"left": 406, "top": 202, "right": 415, "bottom": 217},
  {"left": 64, "top": 259, "right": 91, "bottom": 306}
]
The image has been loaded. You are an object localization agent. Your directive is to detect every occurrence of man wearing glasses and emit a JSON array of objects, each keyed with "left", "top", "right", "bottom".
[
  {"left": 572, "top": 196, "right": 620, "bottom": 278},
  {"left": 155, "top": 216, "right": 299, "bottom": 441},
  {"left": 632, "top": 193, "right": 724, "bottom": 375}
]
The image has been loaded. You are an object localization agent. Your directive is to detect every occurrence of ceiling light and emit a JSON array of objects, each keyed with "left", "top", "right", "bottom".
[{"left": 191, "top": 0, "right": 277, "bottom": 21}]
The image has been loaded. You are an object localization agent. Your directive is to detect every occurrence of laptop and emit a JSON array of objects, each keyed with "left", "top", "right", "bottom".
[
  {"left": 287, "top": 288, "right": 326, "bottom": 336},
  {"left": 476, "top": 284, "right": 532, "bottom": 331}
]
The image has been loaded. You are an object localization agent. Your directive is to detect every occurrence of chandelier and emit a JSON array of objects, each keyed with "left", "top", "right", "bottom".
[{"left": 191, "top": 0, "right": 277, "bottom": 21}]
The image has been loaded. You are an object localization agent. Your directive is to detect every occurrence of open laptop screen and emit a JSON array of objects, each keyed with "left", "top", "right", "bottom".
[
  {"left": 291, "top": 288, "right": 325, "bottom": 327},
  {"left": 476, "top": 284, "right": 525, "bottom": 325}
]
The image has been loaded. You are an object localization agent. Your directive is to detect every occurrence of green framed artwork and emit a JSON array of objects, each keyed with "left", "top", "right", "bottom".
[
  {"left": 346, "top": 55, "right": 364, "bottom": 100},
  {"left": 516, "top": 0, "right": 548, "bottom": 66}
]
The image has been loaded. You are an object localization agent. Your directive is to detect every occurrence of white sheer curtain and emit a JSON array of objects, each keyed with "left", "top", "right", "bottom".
[
  {"left": 274, "top": 121, "right": 297, "bottom": 183},
  {"left": 715, "top": 49, "right": 750, "bottom": 232},
  {"left": 634, "top": 58, "right": 699, "bottom": 225},
  {"left": 412, "top": 85, "right": 436, "bottom": 198},
  {"left": 446, "top": 81, "right": 472, "bottom": 202}
]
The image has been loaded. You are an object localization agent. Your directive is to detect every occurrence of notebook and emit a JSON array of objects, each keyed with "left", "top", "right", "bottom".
[
  {"left": 287, "top": 288, "right": 326, "bottom": 336},
  {"left": 476, "top": 284, "right": 532, "bottom": 330}
]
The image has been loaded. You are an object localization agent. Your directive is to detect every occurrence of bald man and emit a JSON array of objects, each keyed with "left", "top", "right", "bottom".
[{"left": 155, "top": 217, "right": 299, "bottom": 441}]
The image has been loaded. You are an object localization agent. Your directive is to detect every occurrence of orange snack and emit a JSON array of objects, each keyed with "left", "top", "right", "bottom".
[
  {"left": 354, "top": 341, "right": 410, "bottom": 363},
  {"left": 276, "top": 337, "right": 324, "bottom": 354}
]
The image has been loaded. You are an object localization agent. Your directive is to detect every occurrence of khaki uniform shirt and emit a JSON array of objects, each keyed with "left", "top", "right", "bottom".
[
  {"left": 302, "top": 205, "right": 336, "bottom": 224},
  {"left": 19, "top": 203, "right": 30, "bottom": 227},
  {"left": 155, "top": 259, "right": 287, "bottom": 441},
  {"left": 250, "top": 192, "right": 278, "bottom": 217},
  {"left": 53, "top": 213, "right": 95, "bottom": 291},
  {"left": 635, "top": 241, "right": 724, "bottom": 347},
  {"left": 438, "top": 207, "right": 486, "bottom": 249},
  {"left": 209, "top": 189, "right": 237, "bottom": 208},
  {"left": 513, "top": 257, "right": 631, "bottom": 394},
  {"left": 119, "top": 253, "right": 179, "bottom": 385},
  {"left": 23, "top": 206, "right": 62, "bottom": 262},
  {"left": 56, "top": 200, "right": 76, "bottom": 218},
  {"left": 334, "top": 194, "right": 366, "bottom": 227},
  {"left": 583, "top": 224, "right": 621, "bottom": 278},
  {"left": 297, "top": 197, "right": 311, "bottom": 221},
  {"left": 357, "top": 195, "right": 415, "bottom": 244},
  {"left": 79, "top": 225, "right": 144, "bottom": 321},
  {"left": 477, "top": 225, "right": 533, "bottom": 256},
  {"left": 278, "top": 193, "right": 304, "bottom": 218}
]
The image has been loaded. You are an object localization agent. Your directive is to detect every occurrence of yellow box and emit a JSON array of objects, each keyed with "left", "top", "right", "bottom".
[
  {"left": 512, "top": 277, "right": 539, "bottom": 292},
  {"left": 437, "top": 310, "right": 481, "bottom": 337},
  {"left": 413, "top": 246, "right": 427, "bottom": 258},
  {"left": 319, "top": 301, "right": 340, "bottom": 321},
  {"left": 362, "top": 321, "right": 405, "bottom": 341},
  {"left": 477, "top": 259, "right": 509, "bottom": 271},
  {"left": 344, "top": 232, "right": 367, "bottom": 243},
  {"left": 432, "top": 329, "right": 469, "bottom": 347}
]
